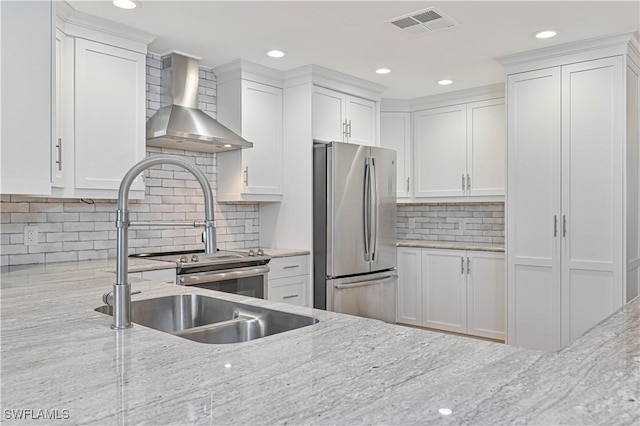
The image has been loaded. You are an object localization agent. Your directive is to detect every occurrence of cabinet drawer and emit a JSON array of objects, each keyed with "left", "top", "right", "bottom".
[
  {"left": 268, "top": 255, "right": 309, "bottom": 279},
  {"left": 268, "top": 276, "right": 308, "bottom": 306}
]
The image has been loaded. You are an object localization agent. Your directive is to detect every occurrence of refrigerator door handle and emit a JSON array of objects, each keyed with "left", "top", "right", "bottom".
[
  {"left": 363, "top": 159, "right": 371, "bottom": 261},
  {"left": 370, "top": 157, "right": 378, "bottom": 261},
  {"left": 334, "top": 272, "right": 397, "bottom": 289}
]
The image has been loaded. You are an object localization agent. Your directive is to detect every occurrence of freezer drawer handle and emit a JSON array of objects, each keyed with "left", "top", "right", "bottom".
[
  {"left": 283, "top": 264, "right": 300, "bottom": 269},
  {"left": 333, "top": 274, "right": 397, "bottom": 289},
  {"left": 282, "top": 294, "right": 299, "bottom": 300}
]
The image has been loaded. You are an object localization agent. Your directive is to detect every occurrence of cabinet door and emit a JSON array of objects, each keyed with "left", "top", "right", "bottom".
[
  {"left": 422, "top": 249, "right": 467, "bottom": 333},
  {"left": 268, "top": 275, "right": 308, "bottom": 306},
  {"left": 346, "top": 95, "right": 376, "bottom": 146},
  {"left": 560, "top": 56, "right": 624, "bottom": 346},
  {"left": 381, "top": 112, "right": 411, "bottom": 197},
  {"left": 74, "top": 39, "right": 145, "bottom": 191},
  {"left": 413, "top": 105, "right": 467, "bottom": 198},
  {"left": 397, "top": 247, "right": 422, "bottom": 325},
  {"left": 241, "top": 81, "right": 283, "bottom": 195},
  {"left": 313, "top": 87, "right": 345, "bottom": 142},
  {"left": 467, "top": 99, "right": 505, "bottom": 196},
  {"left": 467, "top": 251, "right": 505, "bottom": 340},
  {"left": 0, "top": 0, "right": 52, "bottom": 195},
  {"left": 506, "top": 67, "right": 562, "bottom": 351},
  {"left": 52, "top": 28, "right": 64, "bottom": 188}
]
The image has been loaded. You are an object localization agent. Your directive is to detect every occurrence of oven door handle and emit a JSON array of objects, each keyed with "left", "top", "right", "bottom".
[{"left": 178, "top": 265, "right": 270, "bottom": 286}]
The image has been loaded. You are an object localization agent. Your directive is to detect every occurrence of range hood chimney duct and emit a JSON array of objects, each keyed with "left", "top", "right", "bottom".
[{"left": 146, "top": 53, "right": 252, "bottom": 153}]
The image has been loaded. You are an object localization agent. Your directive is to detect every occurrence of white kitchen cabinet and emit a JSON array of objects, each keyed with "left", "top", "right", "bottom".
[
  {"left": 0, "top": 0, "right": 53, "bottom": 195},
  {"left": 215, "top": 62, "right": 283, "bottom": 202},
  {"left": 413, "top": 99, "right": 505, "bottom": 200},
  {"left": 502, "top": 34, "right": 639, "bottom": 351},
  {"left": 422, "top": 249, "right": 468, "bottom": 333},
  {"left": 466, "top": 99, "right": 505, "bottom": 196},
  {"left": 267, "top": 255, "right": 310, "bottom": 306},
  {"left": 51, "top": 6, "right": 152, "bottom": 199},
  {"left": 414, "top": 105, "right": 467, "bottom": 198},
  {"left": 73, "top": 39, "right": 146, "bottom": 193},
  {"left": 466, "top": 251, "right": 505, "bottom": 340},
  {"left": 380, "top": 112, "right": 412, "bottom": 198},
  {"left": 397, "top": 247, "right": 505, "bottom": 339},
  {"left": 313, "top": 86, "right": 377, "bottom": 146},
  {"left": 397, "top": 247, "right": 422, "bottom": 325}
]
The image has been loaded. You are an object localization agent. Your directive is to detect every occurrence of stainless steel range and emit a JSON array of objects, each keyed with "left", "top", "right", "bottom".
[{"left": 132, "top": 249, "right": 271, "bottom": 299}]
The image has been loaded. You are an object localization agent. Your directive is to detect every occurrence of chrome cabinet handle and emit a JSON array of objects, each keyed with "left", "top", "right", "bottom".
[
  {"left": 283, "top": 265, "right": 300, "bottom": 270},
  {"left": 467, "top": 257, "right": 470, "bottom": 275},
  {"left": 282, "top": 294, "right": 299, "bottom": 300},
  {"left": 462, "top": 174, "right": 465, "bottom": 191},
  {"left": 56, "top": 138, "right": 62, "bottom": 171},
  {"left": 406, "top": 177, "right": 410, "bottom": 193},
  {"left": 343, "top": 120, "right": 348, "bottom": 138},
  {"left": 243, "top": 166, "right": 249, "bottom": 186},
  {"left": 467, "top": 173, "right": 471, "bottom": 191},
  {"left": 461, "top": 256, "right": 465, "bottom": 274},
  {"left": 347, "top": 120, "right": 352, "bottom": 138},
  {"left": 553, "top": 215, "right": 558, "bottom": 237},
  {"left": 563, "top": 215, "right": 567, "bottom": 237}
]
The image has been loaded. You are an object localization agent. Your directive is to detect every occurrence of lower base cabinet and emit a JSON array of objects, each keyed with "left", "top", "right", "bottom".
[
  {"left": 398, "top": 247, "right": 505, "bottom": 340},
  {"left": 267, "top": 255, "right": 310, "bottom": 307}
]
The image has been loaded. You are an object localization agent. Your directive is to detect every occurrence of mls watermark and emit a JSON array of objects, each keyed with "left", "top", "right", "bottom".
[{"left": 4, "top": 409, "right": 70, "bottom": 421}]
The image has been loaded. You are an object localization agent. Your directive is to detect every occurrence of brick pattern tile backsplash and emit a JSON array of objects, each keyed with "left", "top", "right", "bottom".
[
  {"left": 397, "top": 203, "right": 504, "bottom": 244},
  {"left": 0, "top": 53, "right": 258, "bottom": 267}
]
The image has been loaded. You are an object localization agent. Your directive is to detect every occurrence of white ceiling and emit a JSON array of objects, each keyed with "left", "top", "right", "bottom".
[{"left": 68, "top": 1, "right": 640, "bottom": 99}]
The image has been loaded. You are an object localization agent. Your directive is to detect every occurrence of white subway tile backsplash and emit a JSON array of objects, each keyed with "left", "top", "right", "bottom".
[{"left": 398, "top": 203, "right": 504, "bottom": 245}]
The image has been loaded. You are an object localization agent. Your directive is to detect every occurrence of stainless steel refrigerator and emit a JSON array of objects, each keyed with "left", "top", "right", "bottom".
[{"left": 313, "top": 141, "right": 397, "bottom": 323}]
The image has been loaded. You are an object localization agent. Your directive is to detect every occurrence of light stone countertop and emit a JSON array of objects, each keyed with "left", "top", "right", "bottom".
[
  {"left": 398, "top": 239, "right": 505, "bottom": 252},
  {"left": 1, "top": 259, "right": 638, "bottom": 425}
]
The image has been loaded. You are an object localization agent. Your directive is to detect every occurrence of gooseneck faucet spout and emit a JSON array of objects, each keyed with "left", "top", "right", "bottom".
[{"left": 109, "top": 155, "right": 216, "bottom": 330}]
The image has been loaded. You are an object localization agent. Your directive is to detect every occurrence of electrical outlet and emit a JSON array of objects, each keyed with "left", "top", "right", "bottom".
[
  {"left": 459, "top": 219, "right": 467, "bottom": 231},
  {"left": 408, "top": 218, "right": 416, "bottom": 229},
  {"left": 24, "top": 226, "right": 39, "bottom": 246}
]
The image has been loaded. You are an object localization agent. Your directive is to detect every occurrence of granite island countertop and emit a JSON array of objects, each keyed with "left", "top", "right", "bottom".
[{"left": 1, "top": 259, "right": 637, "bottom": 425}]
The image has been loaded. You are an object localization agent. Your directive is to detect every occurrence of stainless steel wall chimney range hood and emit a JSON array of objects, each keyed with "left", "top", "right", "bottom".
[{"left": 146, "top": 53, "right": 252, "bottom": 153}]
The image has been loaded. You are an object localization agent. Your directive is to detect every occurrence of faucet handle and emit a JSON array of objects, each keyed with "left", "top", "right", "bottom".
[{"left": 103, "top": 289, "right": 141, "bottom": 306}]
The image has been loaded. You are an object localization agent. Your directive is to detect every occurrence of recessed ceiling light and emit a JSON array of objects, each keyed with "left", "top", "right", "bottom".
[
  {"left": 535, "top": 30, "right": 557, "bottom": 39},
  {"left": 376, "top": 68, "right": 391, "bottom": 74},
  {"left": 223, "top": 144, "right": 232, "bottom": 148},
  {"left": 267, "top": 50, "right": 286, "bottom": 58},
  {"left": 113, "top": 0, "right": 138, "bottom": 9},
  {"left": 438, "top": 408, "right": 453, "bottom": 416},
  {"left": 437, "top": 79, "right": 453, "bottom": 86}
]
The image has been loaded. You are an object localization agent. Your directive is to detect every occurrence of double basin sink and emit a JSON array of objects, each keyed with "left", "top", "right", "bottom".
[{"left": 96, "top": 294, "right": 318, "bottom": 344}]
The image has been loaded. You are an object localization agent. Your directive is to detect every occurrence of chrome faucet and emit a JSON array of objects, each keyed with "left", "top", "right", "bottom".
[{"left": 105, "top": 155, "right": 217, "bottom": 330}]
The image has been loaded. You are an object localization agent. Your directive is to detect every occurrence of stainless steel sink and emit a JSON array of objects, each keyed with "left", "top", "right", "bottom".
[{"left": 95, "top": 294, "right": 318, "bottom": 344}]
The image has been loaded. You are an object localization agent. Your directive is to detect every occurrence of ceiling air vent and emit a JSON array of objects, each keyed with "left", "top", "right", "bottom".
[{"left": 387, "top": 7, "right": 457, "bottom": 36}]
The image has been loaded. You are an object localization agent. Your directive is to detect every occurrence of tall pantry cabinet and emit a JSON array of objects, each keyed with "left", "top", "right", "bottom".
[{"left": 499, "top": 33, "right": 640, "bottom": 351}]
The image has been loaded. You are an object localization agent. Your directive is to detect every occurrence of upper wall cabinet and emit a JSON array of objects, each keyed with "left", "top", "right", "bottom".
[
  {"left": 53, "top": 6, "right": 153, "bottom": 199},
  {"left": 1, "top": 1, "right": 54, "bottom": 195},
  {"left": 215, "top": 60, "right": 284, "bottom": 202},
  {"left": 0, "top": 2, "right": 153, "bottom": 198},
  {"left": 380, "top": 111, "right": 412, "bottom": 198},
  {"left": 313, "top": 86, "right": 377, "bottom": 147},
  {"left": 500, "top": 32, "right": 639, "bottom": 351},
  {"left": 413, "top": 98, "right": 505, "bottom": 200}
]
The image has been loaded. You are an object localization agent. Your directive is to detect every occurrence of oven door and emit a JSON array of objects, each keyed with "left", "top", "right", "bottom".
[{"left": 178, "top": 265, "right": 269, "bottom": 299}]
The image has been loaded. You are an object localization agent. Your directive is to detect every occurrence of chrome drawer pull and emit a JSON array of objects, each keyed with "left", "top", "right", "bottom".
[
  {"left": 282, "top": 294, "right": 299, "bottom": 300},
  {"left": 283, "top": 265, "right": 300, "bottom": 269}
]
